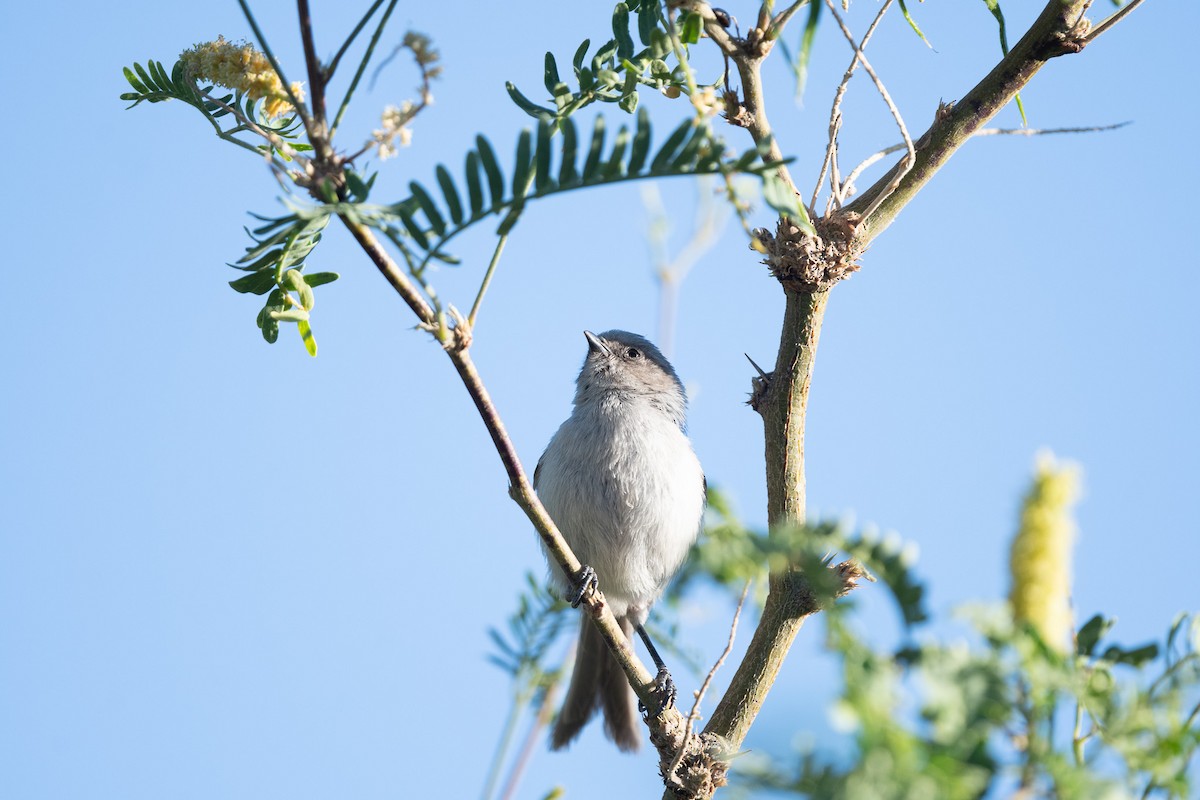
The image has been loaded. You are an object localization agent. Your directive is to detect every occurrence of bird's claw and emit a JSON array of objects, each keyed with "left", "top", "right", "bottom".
[
  {"left": 638, "top": 666, "right": 677, "bottom": 718},
  {"left": 566, "top": 564, "right": 598, "bottom": 608}
]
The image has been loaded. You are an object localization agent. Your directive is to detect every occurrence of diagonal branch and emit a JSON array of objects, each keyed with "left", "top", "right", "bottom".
[{"left": 337, "top": 215, "right": 686, "bottom": 747}]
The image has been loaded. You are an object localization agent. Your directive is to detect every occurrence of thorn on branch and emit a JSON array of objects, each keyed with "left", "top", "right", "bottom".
[{"left": 745, "top": 353, "right": 771, "bottom": 413}]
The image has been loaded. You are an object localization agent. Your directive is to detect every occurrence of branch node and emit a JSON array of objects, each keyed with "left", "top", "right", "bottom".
[
  {"left": 652, "top": 723, "right": 731, "bottom": 799},
  {"left": 754, "top": 213, "right": 864, "bottom": 293},
  {"left": 721, "top": 88, "right": 755, "bottom": 129},
  {"left": 1037, "top": 18, "right": 1091, "bottom": 59}
]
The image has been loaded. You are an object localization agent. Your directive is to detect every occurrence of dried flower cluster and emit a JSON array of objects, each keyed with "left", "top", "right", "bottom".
[
  {"left": 370, "top": 31, "right": 441, "bottom": 160},
  {"left": 1009, "top": 452, "right": 1081, "bottom": 652},
  {"left": 373, "top": 101, "right": 417, "bottom": 160},
  {"left": 180, "top": 36, "right": 305, "bottom": 119}
]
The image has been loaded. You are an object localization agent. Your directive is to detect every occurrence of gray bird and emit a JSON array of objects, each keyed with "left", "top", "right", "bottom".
[{"left": 535, "top": 330, "right": 706, "bottom": 752}]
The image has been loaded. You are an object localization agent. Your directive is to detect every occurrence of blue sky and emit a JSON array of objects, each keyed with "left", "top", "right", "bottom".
[{"left": 2, "top": 1, "right": 1196, "bottom": 798}]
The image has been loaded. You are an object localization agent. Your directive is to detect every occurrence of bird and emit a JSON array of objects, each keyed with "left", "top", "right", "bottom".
[{"left": 534, "top": 329, "right": 706, "bottom": 752}]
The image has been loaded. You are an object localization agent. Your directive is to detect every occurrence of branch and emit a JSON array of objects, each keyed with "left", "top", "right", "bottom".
[
  {"left": 841, "top": 0, "right": 1130, "bottom": 245},
  {"left": 337, "top": 216, "right": 688, "bottom": 752},
  {"left": 296, "top": 0, "right": 327, "bottom": 129}
]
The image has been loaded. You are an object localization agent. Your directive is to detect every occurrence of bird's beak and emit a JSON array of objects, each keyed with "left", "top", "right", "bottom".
[{"left": 584, "top": 330, "right": 609, "bottom": 355}]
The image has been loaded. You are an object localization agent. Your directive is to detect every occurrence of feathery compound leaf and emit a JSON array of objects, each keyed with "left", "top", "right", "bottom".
[
  {"left": 558, "top": 117, "right": 579, "bottom": 186},
  {"left": 435, "top": 165, "right": 463, "bottom": 225},
  {"left": 476, "top": 135, "right": 506, "bottom": 208}
]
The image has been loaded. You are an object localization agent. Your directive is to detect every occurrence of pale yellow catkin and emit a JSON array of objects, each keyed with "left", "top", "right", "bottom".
[{"left": 1009, "top": 452, "right": 1081, "bottom": 653}]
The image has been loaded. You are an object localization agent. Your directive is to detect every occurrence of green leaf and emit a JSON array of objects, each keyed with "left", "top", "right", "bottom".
[
  {"left": 603, "top": 124, "right": 631, "bottom": 179},
  {"left": 512, "top": 128, "right": 533, "bottom": 200},
  {"left": 627, "top": 107, "right": 652, "bottom": 174},
  {"left": 435, "top": 165, "right": 464, "bottom": 225},
  {"left": 761, "top": 170, "right": 815, "bottom": 234},
  {"left": 345, "top": 170, "right": 370, "bottom": 202},
  {"left": 650, "top": 118, "right": 694, "bottom": 172},
  {"left": 465, "top": 151, "right": 485, "bottom": 217},
  {"left": 897, "top": 0, "right": 932, "bottom": 47},
  {"left": 582, "top": 115, "right": 606, "bottom": 180},
  {"left": 303, "top": 272, "right": 339, "bottom": 288},
  {"left": 558, "top": 117, "right": 579, "bottom": 186},
  {"left": 572, "top": 39, "right": 591, "bottom": 73},
  {"left": 543, "top": 51, "right": 561, "bottom": 95},
  {"left": 396, "top": 207, "right": 431, "bottom": 250},
  {"left": 409, "top": 181, "right": 446, "bottom": 236},
  {"left": 535, "top": 119, "right": 553, "bottom": 195},
  {"left": 1101, "top": 642, "right": 1160, "bottom": 668},
  {"left": 1077, "top": 614, "right": 1114, "bottom": 657},
  {"left": 297, "top": 319, "right": 317, "bottom": 357},
  {"left": 505, "top": 81, "right": 554, "bottom": 120},
  {"left": 680, "top": 11, "right": 702, "bottom": 44},
  {"left": 123, "top": 66, "right": 150, "bottom": 94},
  {"left": 637, "top": 2, "right": 656, "bottom": 46},
  {"left": 497, "top": 204, "right": 523, "bottom": 237},
  {"left": 229, "top": 270, "right": 277, "bottom": 295},
  {"left": 613, "top": 3, "right": 635, "bottom": 61},
  {"left": 476, "top": 136, "right": 506, "bottom": 208}
]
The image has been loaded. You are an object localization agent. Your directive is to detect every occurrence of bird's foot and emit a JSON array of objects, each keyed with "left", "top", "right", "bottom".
[
  {"left": 566, "top": 564, "right": 598, "bottom": 608},
  {"left": 638, "top": 666, "right": 677, "bottom": 718}
]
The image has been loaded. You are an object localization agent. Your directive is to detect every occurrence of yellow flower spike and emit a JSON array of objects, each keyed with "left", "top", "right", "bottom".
[
  {"left": 180, "top": 36, "right": 304, "bottom": 120},
  {"left": 1008, "top": 451, "right": 1082, "bottom": 653}
]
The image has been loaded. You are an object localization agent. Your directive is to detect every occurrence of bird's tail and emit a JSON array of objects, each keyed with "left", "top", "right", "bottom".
[{"left": 550, "top": 616, "right": 640, "bottom": 752}]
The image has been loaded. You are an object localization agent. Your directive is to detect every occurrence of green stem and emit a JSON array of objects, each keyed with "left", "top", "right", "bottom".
[
  {"left": 326, "top": 0, "right": 387, "bottom": 81},
  {"left": 481, "top": 687, "right": 529, "bottom": 800},
  {"left": 330, "top": 0, "right": 399, "bottom": 137},
  {"left": 468, "top": 234, "right": 509, "bottom": 329}
]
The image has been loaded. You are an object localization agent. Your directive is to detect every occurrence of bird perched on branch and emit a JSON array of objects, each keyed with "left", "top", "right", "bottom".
[{"left": 535, "top": 330, "right": 706, "bottom": 752}]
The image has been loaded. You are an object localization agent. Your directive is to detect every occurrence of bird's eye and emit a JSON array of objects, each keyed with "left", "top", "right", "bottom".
[{"left": 626, "top": 347, "right": 641, "bottom": 359}]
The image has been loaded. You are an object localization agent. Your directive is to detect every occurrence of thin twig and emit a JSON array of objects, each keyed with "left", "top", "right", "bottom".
[
  {"left": 812, "top": 0, "right": 892, "bottom": 211},
  {"left": 326, "top": 0, "right": 386, "bottom": 80},
  {"left": 824, "top": 0, "right": 914, "bottom": 220},
  {"left": 666, "top": 582, "right": 751, "bottom": 788},
  {"left": 839, "top": 122, "right": 1130, "bottom": 198},
  {"left": 1085, "top": 0, "right": 1145, "bottom": 42},
  {"left": 769, "top": 0, "right": 813, "bottom": 39}
]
